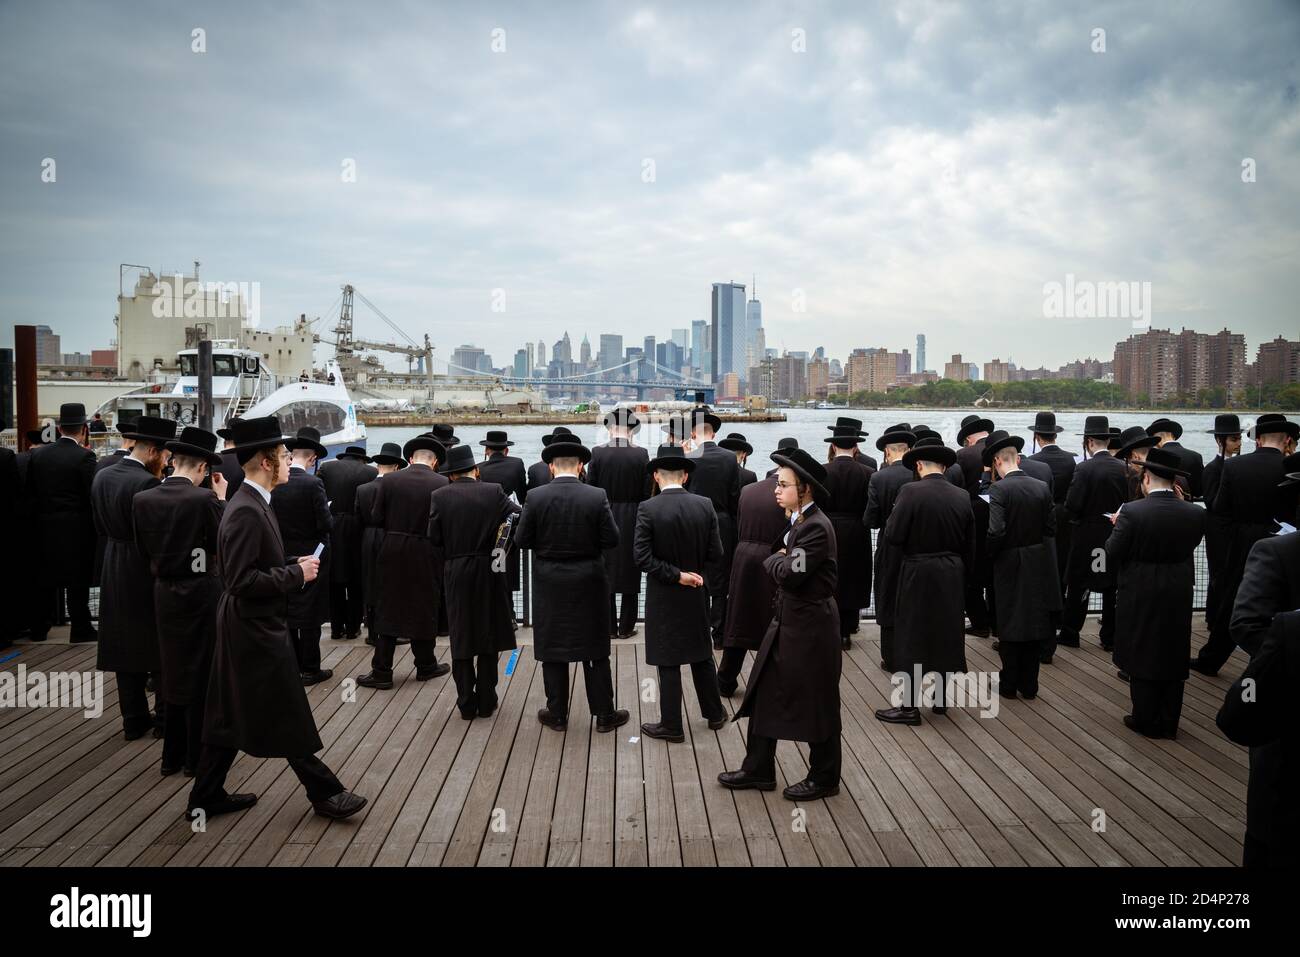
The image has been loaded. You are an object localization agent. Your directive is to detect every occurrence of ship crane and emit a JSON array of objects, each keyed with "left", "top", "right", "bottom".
[{"left": 314, "top": 284, "right": 437, "bottom": 404}]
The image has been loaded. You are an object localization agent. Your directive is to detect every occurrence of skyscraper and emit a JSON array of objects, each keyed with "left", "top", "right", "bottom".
[
  {"left": 691, "top": 319, "right": 708, "bottom": 371},
  {"left": 525, "top": 341, "right": 535, "bottom": 376},
  {"left": 580, "top": 333, "right": 591, "bottom": 367},
  {"left": 537, "top": 339, "right": 547, "bottom": 368},
  {"left": 598, "top": 333, "right": 623, "bottom": 375},
  {"left": 744, "top": 279, "right": 763, "bottom": 383},
  {"left": 711, "top": 281, "right": 746, "bottom": 384},
  {"left": 916, "top": 334, "right": 926, "bottom": 374},
  {"left": 513, "top": 349, "right": 528, "bottom": 378}
]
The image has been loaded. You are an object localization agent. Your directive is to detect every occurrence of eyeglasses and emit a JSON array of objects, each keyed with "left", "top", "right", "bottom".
[{"left": 775, "top": 480, "right": 798, "bottom": 489}]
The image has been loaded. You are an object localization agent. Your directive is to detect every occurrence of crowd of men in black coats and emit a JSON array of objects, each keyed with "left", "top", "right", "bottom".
[{"left": 3, "top": 400, "right": 1297, "bottom": 864}]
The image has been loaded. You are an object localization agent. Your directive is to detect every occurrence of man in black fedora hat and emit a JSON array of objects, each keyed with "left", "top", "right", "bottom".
[
  {"left": 824, "top": 423, "right": 875, "bottom": 648},
  {"left": 875, "top": 437, "right": 974, "bottom": 725},
  {"left": 1148, "top": 417, "right": 1203, "bottom": 500},
  {"left": 317, "top": 445, "right": 377, "bottom": 641},
  {"left": 1027, "top": 411, "right": 1076, "bottom": 620},
  {"left": 1059, "top": 415, "right": 1129, "bottom": 653},
  {"left": 527, "top": 426, "right": 578, "bottom": 491},
  {"left": 272, "top": 427, "right": 334, "bottom": 684},
  {"left": 1200, "top": 413, "right": 1242, "bottom": 654},
  {"left": 954, "top": 414, "right": 995, "bottom": 638},
  {"left": 215, "top": 421, "right": 245, "bottom": 497},
  {"left": 687, "top": 405, "right": 741, "bottom": 649},
  {"left": 1196, "top": 415, "right": 1300, "bottom": 675},
  {"left": 427, "top": 443, "right": 520, "bottom": 719},
  {"left": 765, "top": 437, "right": 799, "bottom": 477},
  {"left": 864, "top": 424, "right": 916, "bottom": 670},
  {"left": 720, "top": 447, "right": 841, "bottom": 801},
  {"left": 478, "top": 429, "right": 529, "bottom": 609},
  {"left": 24, "top": 402, "right": 98, "bottom": 642},
  {"left": 190, "top": 415, "right": 366, "bottom": 821},
  {"left": 719, "top": 432, "right": 757, "bottom": 487},
  {"left": 134, "top": 426, "right": 227, "bottom": 774},
  {"left": 515, "top": 437, "right": 629, "bottom": 733},
  {"left": 589, "top": 408, "right": 650, "bottom": 640},
  {"left": 1106, "top": 446, "right": 1206, "bottom": 739},
  {"left": 95, "top": 416, "right": 136, "bottom": 473},
  {"left": 660, "top": 414, "right": 691, "bottom": 450},
  {"left": 634, "top": 443, "right": 727, "bottom": 741},
  {"left": 358, "top": 435, "right": 453, "bottom": 689},
  {"left": 355, "top": 442, "right": 405, "bottom": 643},
  {"left": 1115, "top": 425, "right": 1160, "bottom": 501},
  {"left": 826, "top": 417, "right": 879, "bottom": 470},
  {"left": 92, "top": 414, "right": 175, "bottom": 740},
  {"left": 430, "top": 423, "right": 459, "bottom": 448},
  {"left": 985, "top": 431, "right": 1060, "bottom": 699}
]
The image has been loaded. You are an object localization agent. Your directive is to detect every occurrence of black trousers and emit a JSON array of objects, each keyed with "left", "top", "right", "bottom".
[
  {"left": 329, "top": 583, "right": 364, "bottom": 635},
  {"left": 290, "top": 626, "right": 321, "bottom": 673},
  {"left": 1130, "top": 677, "right": 1185, "bottom": 737},
  {"left": 452, "top": 654, "right": 499, "bottom": 716},
  {"left": 880, "top": 625, "right": 895, "bottom": 670},
  {"left": 1060, "top": 584, "right": 1116, "bottom": 646},
  {"left": 717, "top": 647, "right": 747, "bottom": 692},
  {"left": 741, "top": 732, "right": 841, "bottom": 788},
  {"left": 837, "top": 602, "right": 859, "bottom": 638},
  {"left": 369, "top": 634, "right": 438, "bottom": 679},
  {"left": 542, "top": 658, "right": 614, "bottom": 718},
  {"left": 189, "top": 744, "right": 343, "bottom": 809},
  {"left": 38, "top": 583, "right": 92, "bottom": 635},
  {"left": 116, "top": 670, "right": 160, "bottom": 736},
  {"left": 1196, "top": 583, "right": 1239, "bottom": 672},
  {"left": 658, "top": 660, "right": 725, "bottom": 732},
  {"left": 609, "top": 593, "right": 637, "bottom": 636},
  {"left": 965, "top": 578, "right": 992, "bottom": 631},
  {"left": 998, "top": 642, "right": 1040, "bottom": 697}
]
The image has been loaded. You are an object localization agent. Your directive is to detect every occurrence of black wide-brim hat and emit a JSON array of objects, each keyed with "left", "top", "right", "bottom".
[
  {"left": 775, "top": 437, "right": 799, "bottom": 452},
  {"left": 229, "top": 416, "right": 293, "bottom": 455},
  {"left": 370, "top": 442, "right": 406, "bottom": 467},
  {"left": 718, "top": 432, "right": 753, "bottom": 455},
  {"left": 1027, "top": 411, "right": 1064, "bottom": 434},
  {"left": 25, "top": 428, "right": 48, "bottom": 445},
  {"left": 439, "top": 444, "right": 479, "bottom": 475},
  {"left": 903, "top": 437, "right": 958, "bottom": 470},
  {"left": 336, "top": 445, "right": 369, "bottom": 460},
  {"left": 981, "top": 431, "right": 1024, "bottom": 467},
  {"left": 403, "top": 436, "right": 447, "bottom": 461},
  {"left": 603, "top": 408, "right": 641, "bottom": 433},
  {"left": 541, "top": 426, "right": 574, "bottom": 447},
  {"left": 120, "top": 415, "right": 177, "bottom": 444},
  {"left": 1080, "top": 415, "right": 1112, "bottom": 439},
  {"left": 1117, "top": 426, "right": 1159, "bottom": 457},
  {"left": 1206, "top": 414, "right": 1242, "bottom": 436},
  {"left": 876, "top": 426, "right": 917, "bottom": 451},
  {"left": 1138, "top": 446, "right": 1190, "bottom": 480},
  {"left": 541, "top": 440, "right": 591, "bottom": 465},
  {"left": 1146, "top": 418, "right": 1183, "bottom": 440},
  {"left": 770, "top": 449, "right": 829, "bottom": 503},
  {"left": 1254, "top": 415, "right": 1300, "bottom": 440},
  {"left": 660, "top": 416, "right": 690, "bottom": 440},
  {"left": 58, "top": 402, "right": 87, "bottom": 427},
  {"left": 647, "top": 444, "right": 696, "bottom": 474},
  {"left": 690, "top": 407, "right": 723, "bottom": 433},
  {"left": 825, "top": 426, "right": 865, "bottom": 447},
  {"left": 479, "top": 429, "right": 514, "bottom": 448},
  {"left": 287, "top": 427, "right": 328, "bottom": 459},
  {"left": 430, "top": 424, "right": 459, "bottom": 447},
  {"left": 165, "top": 426, "right": 223, "bottom": 466},
  {"left": 911, "top": 428, "right": 942, "bottom": 443},
  {"left": 956, "top": 415, "right": 994, "bottom": 445},
  {"left": 827, "top": 416, "right": 867, "bottom": 436}
]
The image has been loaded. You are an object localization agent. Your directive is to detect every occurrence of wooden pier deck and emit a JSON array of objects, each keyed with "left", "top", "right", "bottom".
[{"left": 0, "top": 620, "right": 1247, "bottom": 867}]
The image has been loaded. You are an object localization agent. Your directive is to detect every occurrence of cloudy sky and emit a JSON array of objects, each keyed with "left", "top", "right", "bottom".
[{"left": 1, "top": 0, "right": 1297, "bottom": 372}]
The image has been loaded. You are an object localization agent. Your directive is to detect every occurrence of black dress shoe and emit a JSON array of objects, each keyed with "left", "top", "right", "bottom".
[
  {"left": 538, "top": 708, "right": 567, "bottom": 731},
  {"left": 189, "top": 792, "right": 257, "bottom": 818},
  {"left": 459, "top": 708, "right": 477, "bottom": 720},
  {"left": 1116, "top": 669, "right": 1130, "bottom": 682},
  {"left": 618, "top": 628, "right": 639, "bottom": 639},
  {"left": 356, "top": 672, "right": 394, "bottom": 690},
  {"left": 841, "top": 635, "right": 852, "bottom": 650},
  {"left": 783, "top": 779, "right": 839, "bottom": 802},
  {"left": 1100, "top": 643, "right": 1115, "bottom": 653},
  {"left": 991, "top": 640, "right": 1002, "bottom": 651},
  {"left": 875, "top": 706, "right": 922, "bottom": 725},
  {"left": 707, "top": 715, "right": 728, "bottom": 730},
  {"left": 1122, "top": 714, "right": 1162, "bottom": 739},
  {"left": 717, "top": 770, "right": 776, "bottom": 791},
  {"left": 718, "top": 683, "right": 738, "bottom": 698},
  {"left": 1056, "top": 634, "right": 1080, "bottom": 648},
  {"left": 337, "top": 631, "right": 357, "bottom": 641},
  {"left": 932, "top": 705, "right": 948, "bottom": 716},
  {"left": 479, "top": 704, "right": 497, "bottom": 719},
  {"left": 998, "top": 688, "right": 1017, "bottom": 699},
  {"left": 123, "top": 728, "right": 148, "bottom": 741},
  {"left": 640, "top": 721, "right": 685, "bottom": 743},
  {"left": 1188, "top": 659, "right": 1218, "bottom": 677},
  {"left": 416, "top": 662, "right": 451, "bottom": 680},
  {"left": 301, "top": 668, "right": 333, "bottom": 686},
  {"left": 1039, "top": 655, "right": 1054, "bottom": 665},
  {"left": 596, "top": 709, "right": 630, "bottom": 733},
  {"left": 28, "top": 631, "right": 49, "bottom": 642},
  {"left": 161, "top": 764, "right": 181, "bottom": 776},
  {"left": 312, "top": 791, "right": 367, "bottom": 819},
  {"left": 964, "top": 626, "right": 990, "bottom": 638},
  {"left": 1021, "top": 693, "right": 1037, "bottom": 700},
  {"left": 183, "top": 766, "right": 197, "bottom": 778},
  {"left": 69, "top": 628, "right": 98, "bottom": 643}
]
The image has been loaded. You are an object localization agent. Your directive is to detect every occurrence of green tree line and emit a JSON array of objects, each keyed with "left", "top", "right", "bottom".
[{"left": 818, "top": 378, "right": 1300, "bottom": 410}]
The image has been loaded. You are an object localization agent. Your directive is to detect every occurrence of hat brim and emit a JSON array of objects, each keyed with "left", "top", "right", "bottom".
[
  {"left": 647, "top": 455, "right": 696, "bottom": 474},
  {"left": 825, "top": 433, "right": 864, "bottom": 446},
  {"left": 287, "top": 438, "right": 328, "bottom": 459},
  {"left": 1029, "top": 423, "right": 1065, "bottom": 434},
  {"left": 769, "top": 452, "right": 830, "bottom": 503},
  {"left": 370, "top": 454, "right": 406, "bottom": 467},
  {"left": 232, "top": 435, "right": 293, "bottom": 456},
  {"left": 1255, "top": 422, "right": 1300, "bottom": 439},
  {"left": 1206, "top": 427, "right": 1243, "bottom": 436},
  {"left": 981, "top": 435, "right": 1024, "bottom": 466},
  {"left": 1118, "top": 436, "right": 1159, "bottom": 456},
  {"left": 403, "top": 437, "right": 447, "bottom": 461},
  {"left": 479, "top": 439, "right": 515, "bottom": 448},
  {"left": 903, "top": 445, "right": 958, "bottom": 469},
  {"left": 1139, "top": 460, "right": 1190, "bottom": 479},
  {"left": 336, "top": 450, "right": 370, "bottom": 460},
  {"left": 718, "top": 439, "right": 753, "bottom": 455},
  {"left": 439, "top": 460, "right": 479, "bottom": 475},
  {"left": 164, "top": 441, "right": 223, "bottom": 466},
  {"left": 541, "top": 441, "right": 591, "bottom": 465},
  {"left": 603, "top": 415, "right": 641, "bottom": 433},
  {"left": 1147, "top": 421, "right": 1184, "bottom": 440},
  {"left": 956, "top": 418, "right": 995, "bottom": 443},
  {"left": 876, "top": 430, "right": 916, "bottom": 451}
]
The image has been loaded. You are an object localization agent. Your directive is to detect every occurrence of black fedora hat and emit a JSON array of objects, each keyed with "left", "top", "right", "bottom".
[
  {"left": 58, "top": 402, "right": 87, "bottom": 427},
  {"left": 430, "top": 423, "right": 459, "bottom": 447},
  {"left": 541, "top": 426, "right": 574, "bottom": 447},
  {"left": 215, "top": 417, "right": 242, "bottom": 441},
  {"left": 165, "top": 426, "right": 222, "bottom": 466},
  {"left": 403, "top": 435, "right": 447, "bottom": 462},
  {"left": 718, "top": 432, "right": 753, "bottom": 455},
  {"left": 1028, "top": 411, "right": 1064, "bottom": 434},
  {"left": 1080, "top": 415, "right": 1112, "bottom": 439},
  {"left": 439, "top": 443, "right": 479, "bottom": 475},
  {"left": 541, "top": 439, "right": 591, "bottom": 465},
  {"left": 1253, "top": 414, "right": 1299, "bottom": 440},
  {"left": 370, "top": 442, "right": 406, "bottom": 467},
  {"left": 1116, "top": 425, "right": 1159, "bottom": 458},
  {"left": 1138, "top": 446, "right": 1190, "bottom": 480},
  {"left": 825, "top": 426, "right": 865, "bottom": 447},
  {"left": 981, "top": 430, "right": 1024, "bottom": 467},
  {"left": 770, "top": 447, "right": 829, "bottom": 502},
  {"left": 876, "top": 423, "right": 917, "bottom": 451},
  {"left": 287, "top": 426, "right": 328, "bottom": 460},
  {"left": 121, "top": 415, "right": 177, "bottom": 444},
  {"left": 479, "top": 429, "right": 514, "bottom": 449},
  {"left": 1107, "top": 427, "right": 1123, "bottom": 451},
  {"left": 689, "top": 406, "right": 723, "bottom": 433},
  {"left": 647, "top": 443, "right": 696, "bottom": 474},
  {"left": 336, "top": 445, "right": 369, "bottom": 460},
  {"left": 25, "top": 427, "right": 49, "bottom": 446},
  {"left": 603, "top": 408, "right": 641, "bottom": 433},
  {"left": 903, "top": 435, "right": 958, "bottom": 470},
  {"left": 660, "top": 415, "right": 690, "bottom": 442},
  {"left": 911, "top": 427, "right": 942, "bottom": 443},
  {"left": 827, "top": 416, "right": 868, "bottom": 436},
  {"left": 1278, "top": 452, "right": 1300, "bottom": 488},
  {"left": 775, "top": 436, "right": 799, "bottom": 452},
  {"left": 1146, "top": 417, "right": 1183, "bottom": 440},
  {"left": 1206, "top": 413, "right": 1242, "bottom": 436},
  {"left": 229, "top": 416, "right": 292, "bottom": 455},
  {"left": 956, "top": 414, "right": 994, "bottom": 445}
]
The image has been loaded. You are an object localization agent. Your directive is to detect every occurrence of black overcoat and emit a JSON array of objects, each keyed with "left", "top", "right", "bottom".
[
  {"left": 1202, "top": 454, "right": 1230, "bottom": 624},
  {"left": 1161, "top": 441, "right": 1204, "bottom": 500},
  {"left": 479, "top": 452, "right": 529, "bottom": 591},
  {"left": 864, "top": 461, "right": 914, "bottom": 627},
  {"left": 1063, "top": 451, "right": 1128, "bottom": 588},
  {"left": 738, "top": 466, "right": 757, "bottom": 489},
  {"left": 587, "top": 442, "right": 651, "bottom": 594},
  {"left": 25, "top": 438, "right": 97, "bottom": 587},
  {"left": 1212, "top": 447, "right": 1287, "bottom": 632},
  {"left": 724, "top": 476, "right": 788, "bottom": 650},
  {"left": 317, "top": 456, "right": 377, "bottom": 585},
  {"left": 824, "top": 455, "right": 874, "bottom": 615},
  {"left": 91, "top": 457, "right": 161, "bottom": 672},
  {"left": 355, "top": 477, "right": 385, "bottom": 606},
  {"left": 686, "top": 441, "right": 742, "bottom": 595},
  {"left": 987, "top": 471, "right": 1060, "bottom": 644},
  {"left": 1229, "top": 533, "right": 1300, "bottom": 658},
  {"left": 271, "top": 467, "right": 333, "bottom": 628},
  {"left": 373, "top": 463, "right": 448, "bottom": 640},
  {"left": 1028, "top": 443, "right": 1076, "bottom": 583},
  {"left": 217, "top": 448, "right": 245, "bottom": 498}
]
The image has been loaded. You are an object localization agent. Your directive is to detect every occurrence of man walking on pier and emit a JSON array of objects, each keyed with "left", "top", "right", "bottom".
[
  {"left": 588, "top": 409, "right": 650, "bottom": 639},
  {"left": 864, "top": 424, "right": 916, "bottom": 671},
  {"left": 823, "top": 424, "right": 875, "bottom": 648},
  {"left": 355, "top": 442, "right": 404, "bottom": 643},
  {"left": 686, "top": 406, "right": 741, "bottom": 649}
]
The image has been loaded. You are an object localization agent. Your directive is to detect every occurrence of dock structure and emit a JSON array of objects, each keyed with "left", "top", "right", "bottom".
[{"left": 0, "top": 620, "right": 1245, "bottom": 867}]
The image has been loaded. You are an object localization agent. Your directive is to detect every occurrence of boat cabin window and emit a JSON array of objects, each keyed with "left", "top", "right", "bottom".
[
  {"left": 179, "top": 354, "right": 243, "bottom": 377},
  {"left": 277, "top": 401, "right": 345, "bottom": 437},
  {"left": 179, "top": 354, "right": 196, "bottom": 376}
]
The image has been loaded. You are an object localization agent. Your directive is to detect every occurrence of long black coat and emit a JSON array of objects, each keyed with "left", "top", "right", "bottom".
[
  {"left": 1217, "top": 609, "right": 1300, "bottom": 868},
  {"left": 92, "top": 450, "right": 128, "bottom": 585},
  {"left": 824, "top": 455, "right": 874, "bottom": 615},
  {"left": 886, "top": 474, "right": 975, "bottom": 675},
  {"left": 217, "top": 448, "right": 245, "bottom": 498},
  {"left": 1106, "top": 491, "right": 1206, "bottom": 681},
  {"left": 479, "top": 452, "right": 529, "bottom": 591},
  {"left": 1064, "top": 451, "right": 1128, "bottom": 588},
  {"left": 91, "top": 457, "right": 161, "bottom": 672},
  {"left": 1230, "top": 533, "right": 1300, "bottom": 658},
  {"left": 317, "top": 456, "right": 377, "bottom": 585},
  {"left": 0, "top": 448, "right": 18, "bottom": 643},
  {"left": 355, "top": 477, "right": 385, "bottom": 607},
  {"left": 633, "top": 488, "right": 722, "bottom": 666},
  {"left": 587, "top": 442, "right": 651, "bottom": 594},
  {"left": 204, "top": 482, "right": 321, "bottom": 758},
  {"left": 1028, "top": 443, "right": 1077, "bottom": 584},
  {"left": 515, "top": 475, "right": 618, "bottom": 662},
  {"left": 271, "top": 467, "right": 333, "bottom": 628},
  {"left": 687, "top": 441, "right": 742, "bottom": 594},
  {"left": 956, "top": 441, "right": 991, "bottom": 589},
  {"left": 373, "top": 463, "right": 448, "bottom": 640},
  {"left": 1212, "top": 447, "right": 1287, "bottom": 632},
  {"left": 724, "top": 476, "right": 788, "bottom": 650},
  {"left": 1161, "top": 441, "right": 1204, "bottom": 500},
  {"left": 739, "top": 466, "right": 757, "bottom": 489},
  {"left": 988, "top": 472, "right": 1060, "bottom": 644},
  {"left": 25, "top": 438, "right": 97, "bottom": 587},
  {"left": 1202, "top": 454, "right": 1231, "bottom": 624},
  {"left": 133, "top": 478, "right": 224, "bottom": 705},
  {"left": 428, "top": 478, "right": 519, "bottom": 659},
  {"left": 736, "top": 504, "right": 840, "bottom": 743},
  {"left": 864, "top": 461, "right": 914, "bottom": 628}
]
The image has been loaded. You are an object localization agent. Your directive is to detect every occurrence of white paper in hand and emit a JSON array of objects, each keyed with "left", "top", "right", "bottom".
[
  {"left": 1274, "top": 522, "right": 1297, "bottom": 536},
  {"left": 312, "top": 542, "right": 325, "bottom": 560},
  {"left": 979, "top": 493, "right": 991, "bottom": 503}
]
